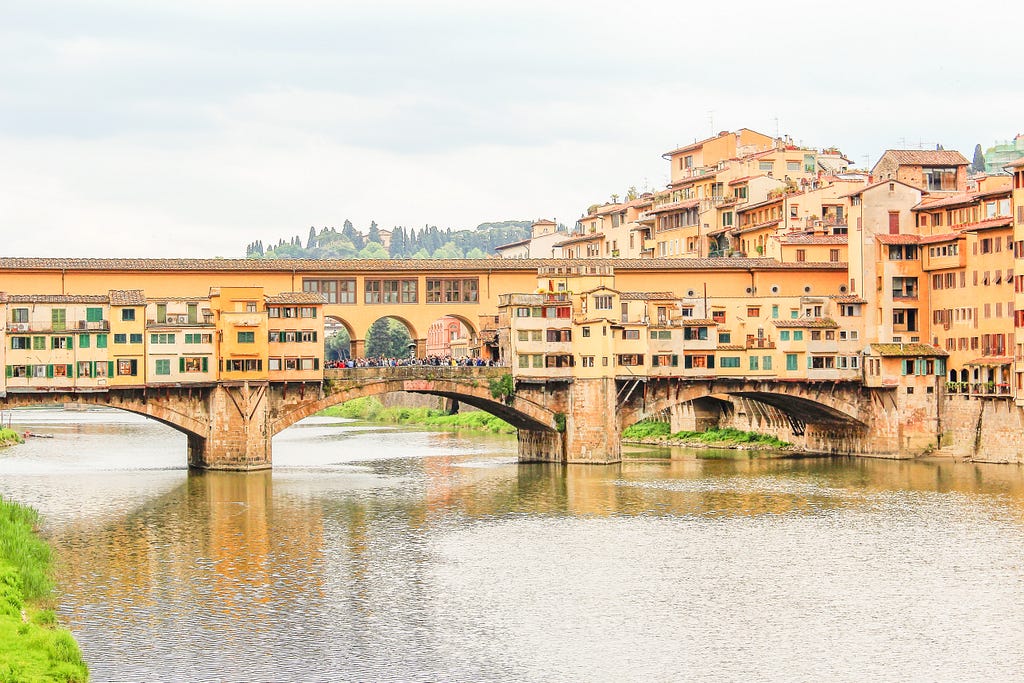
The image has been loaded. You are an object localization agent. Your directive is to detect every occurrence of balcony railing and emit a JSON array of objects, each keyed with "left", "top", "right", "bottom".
[
  {"left": 7, "top": 320, "right": 109, "bottom": 333},
  {"left": 969, "top": 382, "right": 1012, "bottom": 396}
]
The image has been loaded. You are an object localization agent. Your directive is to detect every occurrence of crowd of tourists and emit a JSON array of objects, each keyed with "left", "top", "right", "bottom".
[{"left": 325, "top": 356, "right": 503, "bottom": 369}]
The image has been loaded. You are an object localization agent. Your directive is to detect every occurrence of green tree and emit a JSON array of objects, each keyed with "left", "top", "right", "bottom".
[
  {"left": 368, "top": 221, "right": 381, "bottom": 244},
  {"left": 324, "top": 327, "right": 351, "bottom": 361},
  {"left": 972, "top": 144, "right": 986, "bottom": 174},
  {"left": 365, "top": 318, "right": 413, "bottom": 358},
  {"left": 358, "top": 242, "right": 389, "bottom": 259},
  {"left": 306, "top": 226, "right": 318, "bottom": 249}
]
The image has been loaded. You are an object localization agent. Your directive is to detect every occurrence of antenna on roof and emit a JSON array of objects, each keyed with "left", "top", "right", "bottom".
[{"left": 708, "top": 110, "right": 715, "bottom": 136}]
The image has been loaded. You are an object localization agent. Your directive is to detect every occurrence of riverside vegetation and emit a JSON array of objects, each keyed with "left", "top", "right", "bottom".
[
  {"left": 0, "top": 429, "right": 24, "bottom": 448},
  {"left": 622, "top": 421, "right": 792, "bottom": 451},
  {"left": 320, "top": 397, "right": 516, "bottom": 434},
  {"left": 0, "top": 497, "right": 88, "bottom": 682}
]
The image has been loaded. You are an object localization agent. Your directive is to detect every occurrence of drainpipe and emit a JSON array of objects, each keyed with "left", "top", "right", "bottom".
[{"left": 61, "top": 268, "right": 66, "bottom": 295}]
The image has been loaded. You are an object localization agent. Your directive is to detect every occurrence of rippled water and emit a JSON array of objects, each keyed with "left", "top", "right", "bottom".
[{"left": 1, "top": 408, "right": 1023, "bottom": 682}]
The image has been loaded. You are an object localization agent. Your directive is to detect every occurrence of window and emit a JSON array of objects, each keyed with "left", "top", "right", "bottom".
[
  {"left": 155, "top": 359, "right": 171, "bottom": 376},
  {"left": 226, "top": 359, "right": 263, "bottom": 372},
  {"left": 711, "top": 310, "right": 725, "bottom": 323},
  {"left": 182, "top": 357, "right": 207, "bottom": 373},
  {"left": 185, "top": 333, "right": 212, "bottom": 344},
  {"left": 780, "top": 330, "right": 790, "bottom": 341},
  {"left": 683, "top": 327, "right": 708, "bottom": 340},
  {"left": 10, "top": 337, "right": 30, "bottom": 350},
  {"left": 114, "top": 334, "right": 127, "bottom": 344},
  {"left": 594, "top": 295, "right": 613, "bottom": 310},
  {"left": 719, "top": 332, "right": 731, "bottom": 343},
  {"left": 786, "top": 353, "right": 798, "bottom": 371},
  {"left": 582, "top": 356, "right": 595, "bottom": 367},
  {"left": 425, "top": 278, "right": 479, "bottom": 304},
  {"left": 51, "top": 309, "right": 67, "bottom": 331},
  {"left": 11, "top": 308, "right": 28, "bottom": 324},
  {"left": 130, "top": 334, "right": 142, "bottom": 344},
  {"left": 623, "top": 329, "right": 640, "bottom": 340},
  {"left": 749, "top": 356, "right": 759, "bottom": 370},
  {"left": 299, "top": 307, "right": 317, "bottom": 318},
  {"left": 720, "top": 356, "right": 740, "bottom": 368},
  {"left": 923, "top": 167, "right": 957, "bottom": 191},
  {"left": 787, "top": 160, "right": 800, "bottom": 171},
  {"left": 747, "top": 307, "right": 760, "bottom": 317},
  {"left": 616, "top": 354, "right": 644, "bottom": 366},
  {"left": 96, "top": 334, "right": 107, "bottom": 348},
  {"left": 121, "top": 309, "right": 135, "bottom": 321},
  {"left": 796, "top": 249, "right": 806, "bottom": 262},
  {"left": 582, "top": 327, "right": 591, "bottom": 338},
  {"left": 238, "top": 331, "right": 255, "bottom": 343},
  {"left": 51, "top": 336, "right": 71, "bottom": 350},
  {"left": 86, "top": 307, "right": 103, "bottom": 323},
  {"left": 150, "top": 333, "right": 176, "bottom": 344},
  {"left": 759, "top": 161, "right": 774, "bottom": 172},
  {"left": 763, "top": 356, "right": 772, "bottom": 370},
  {"left": 793, "top": 331, "right": 803, "bottom": 341},
  {"left": 830, "top": 249, "right": 840, "bottom": 262},
  {"left": 117, "top": 359, "right": 138, "bottom": 376}
]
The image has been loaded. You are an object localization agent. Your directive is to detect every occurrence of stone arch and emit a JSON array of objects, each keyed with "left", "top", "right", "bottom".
[
  {"left": 0, "top": 390, "right": 209, "bottom": 440},
  {"left": 619, "top": 379, "right": 868, "bottom": 432},
  {"left": 323, "top": 315, "right": 356, "bottom": 362},
  {"left": 362, "top": 314, "right": 418, "bottom": 342},
  {"left": 268, "top": 370, "right": 559, "bottom": 436}
]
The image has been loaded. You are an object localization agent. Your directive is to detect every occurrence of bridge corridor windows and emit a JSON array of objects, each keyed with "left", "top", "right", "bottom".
[
  {"left": 302, "top": 278, "right": 356, "bottom": 304},
  {"left": 426, "top": 278, "right": 479, "bottom": 304}
]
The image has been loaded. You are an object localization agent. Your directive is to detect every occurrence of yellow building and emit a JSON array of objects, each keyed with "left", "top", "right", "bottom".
[
  {"left": 210, "top": 287, "right": 269, "bottom": 382},
  {"left": 266, "top": 292, "right": 326, "bottom": 382},
  {"left": 108, "top": 290, "right": 147, "bottom": 387}
]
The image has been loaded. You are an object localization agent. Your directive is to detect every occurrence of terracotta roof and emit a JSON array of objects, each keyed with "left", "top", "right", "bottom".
[
  {"left": 678, "top": 318, "right": 716, "bottom": 325},
  {"left": 728, "top": 175, "right": 763, "bottom": 185},
  {"left": 6, "top": 294, "right": 109, "bottom": 304},
  {"left": 717, "top": 344, "right": 745, "bottom": 351},
  {"left": 918, "top": 232, "right": 961, "bottom": 245},
  {"left": 869, "top": 343, "right": 948, "bottom": 357},
  {"left": 780, "top": 234, "right": 848, "bottom": 245},
  {"left": 731, "top": 219, "right": 782, "bottom": 235},
  {"left": 773, "top": 317, "right": 839, "bottom": 329},
  {"left": 874, "top": 234, "right": 920, "bottom": 245},
  {"left": 648, "top": 199, "right": 700, "bottom": 213},
  {"left": 0, "top": 256, "right": 848, "bottom": 274},
  {"left": 913, "top": 191, "right": 978, "bottom": 211},
  {"left": 834, "top": 294, "right": 867, "bottom": 304},
  {"left": 965, "top": 356, "right": 1013, "bottom": 366},
  {"left": 619, "top": 291, "right": 676, "bottom": 301},
  {"left": 554, "top": 233, "right": 604, "bottom": 248},
  {"left": 109, "top": 289, "right": 146, "bottom": 306},
  {"left": 960, "top": 217, "right": 1013, "bottom": 232},
  {"left": 265, "top": 292, "right": 327, "bottom": 304},
  {"left": 877, "top": 149, "right": 969, "bottom": 167},
  {"left": 495, "top": 238, "right": 532, "bottom": 251}
]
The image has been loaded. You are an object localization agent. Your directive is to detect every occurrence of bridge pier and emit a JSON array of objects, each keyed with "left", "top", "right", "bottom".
[
  {"left": 564, "top": 377, "right": 621, "bottom": 464},
  {"left": 187, "top": 383, "right": 272, "bottom": 471}
]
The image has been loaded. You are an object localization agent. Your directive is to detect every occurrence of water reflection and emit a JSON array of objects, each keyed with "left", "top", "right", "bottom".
[{"left": 0, "top": 408, "right": 1023, "bottom": 681}]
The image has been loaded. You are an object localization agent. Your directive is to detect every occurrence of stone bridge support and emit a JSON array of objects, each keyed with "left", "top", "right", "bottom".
[
  {"left": 187, "top": 383, "right": 273, "bottom": 471},
  {"left": 564, "top": 377, "right": 621, "bottom": 463}
]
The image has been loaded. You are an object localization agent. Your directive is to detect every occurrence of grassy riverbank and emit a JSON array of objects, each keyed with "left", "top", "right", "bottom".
[
  {"left": 0, "top": 497, "right": 88, "bottom": 682},
  {"left": 622, "top": 421, "right": 792, "bottom": 450},
  {"left": 320, "top": 396, "right": 516, "bottom": 435},
  {"left": 0, "top": 428, "right": 24, "bottom": 448}
]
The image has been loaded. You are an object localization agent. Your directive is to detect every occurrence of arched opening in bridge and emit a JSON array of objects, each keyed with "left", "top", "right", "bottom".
[
  {"left": 364, "top": 316, "right": 416, "bottom": 359},
  {"left": 324, "top": 316, "right": 355, "bottom": 365}
]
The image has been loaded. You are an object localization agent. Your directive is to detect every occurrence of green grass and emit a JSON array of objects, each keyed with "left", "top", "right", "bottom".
[
  {"left": 622, "top": 421, "right": 791, "bottom": 449},
  {"left": 320, "top": 398, "right": 516, "bottom": 434},
  {"left": 0, "top": 498, "right": 88, "bottom": 682},
  {"left": 0, "top": 429, "right": 24, "bottom": 447}
]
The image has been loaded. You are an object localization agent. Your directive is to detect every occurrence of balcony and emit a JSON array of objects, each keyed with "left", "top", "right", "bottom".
[
  {"left": 7, "top": 320, "right": 109, "bottom": 333},
  {"left": 969, "top": 382, "right": 1012, "bottom": 397}
]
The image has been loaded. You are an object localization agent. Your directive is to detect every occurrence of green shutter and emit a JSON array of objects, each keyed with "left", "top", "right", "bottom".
[
  {"left": 179, "top": 357, "right": 185, "bottom": 372},
  {"left": 312, "top": 331, "right": 317, "bottom": 342},
  {"left": 46, "top": 364, "right": 54, "bottom": 378},
  {"left": 66, "top": 364, "right": 73, "bottom": 378},
  {"left": 4, "top": 366, "right": 10, "bottom": 378},
  {"left": 201, "top": 357, "right": 208, "bottom": 373},
  {"left": 108, "top": 361, "right": 114, "bottom": 377}
]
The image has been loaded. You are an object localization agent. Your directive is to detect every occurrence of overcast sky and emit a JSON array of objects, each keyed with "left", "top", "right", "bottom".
[{"left": 3, "top": 0, "right": 1022, "bottom": 257}]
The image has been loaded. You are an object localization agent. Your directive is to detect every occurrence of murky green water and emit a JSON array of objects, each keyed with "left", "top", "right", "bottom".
[{"left": 1, "top": 408, "right": 1023, "bottom": 682}]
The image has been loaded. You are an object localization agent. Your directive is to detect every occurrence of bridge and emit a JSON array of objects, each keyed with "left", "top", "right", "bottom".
[{"left": 0, "top": 366, "right": 930, "bottom": 469}]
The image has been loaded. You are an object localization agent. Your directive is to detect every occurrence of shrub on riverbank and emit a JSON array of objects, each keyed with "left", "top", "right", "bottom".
[
  {"left": 320, "top": 399, "right": 515, "bottom": 434},
  {"left": 0, "top": 497, "right": 88, "bottom": 682},
  {"left": 622, "top": 421, "right": 791, "bottom": 449},
  {"left": 0, "top": 428, "right": 24, "bottom": 448}
]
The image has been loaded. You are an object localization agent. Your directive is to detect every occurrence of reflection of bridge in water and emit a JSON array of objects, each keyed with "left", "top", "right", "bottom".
[{"left": 0, "top": 366, "right": 934, "bottom": 469}]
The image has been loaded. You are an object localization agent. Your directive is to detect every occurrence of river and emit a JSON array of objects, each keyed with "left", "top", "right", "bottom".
[{"left": 1, "top": 407, "right": 1023, "bottom": 682}]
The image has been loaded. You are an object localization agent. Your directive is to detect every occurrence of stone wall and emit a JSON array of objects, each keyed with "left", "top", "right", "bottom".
[{"left": 941, "top": 395, "right": 1024, "bottom": 464}]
